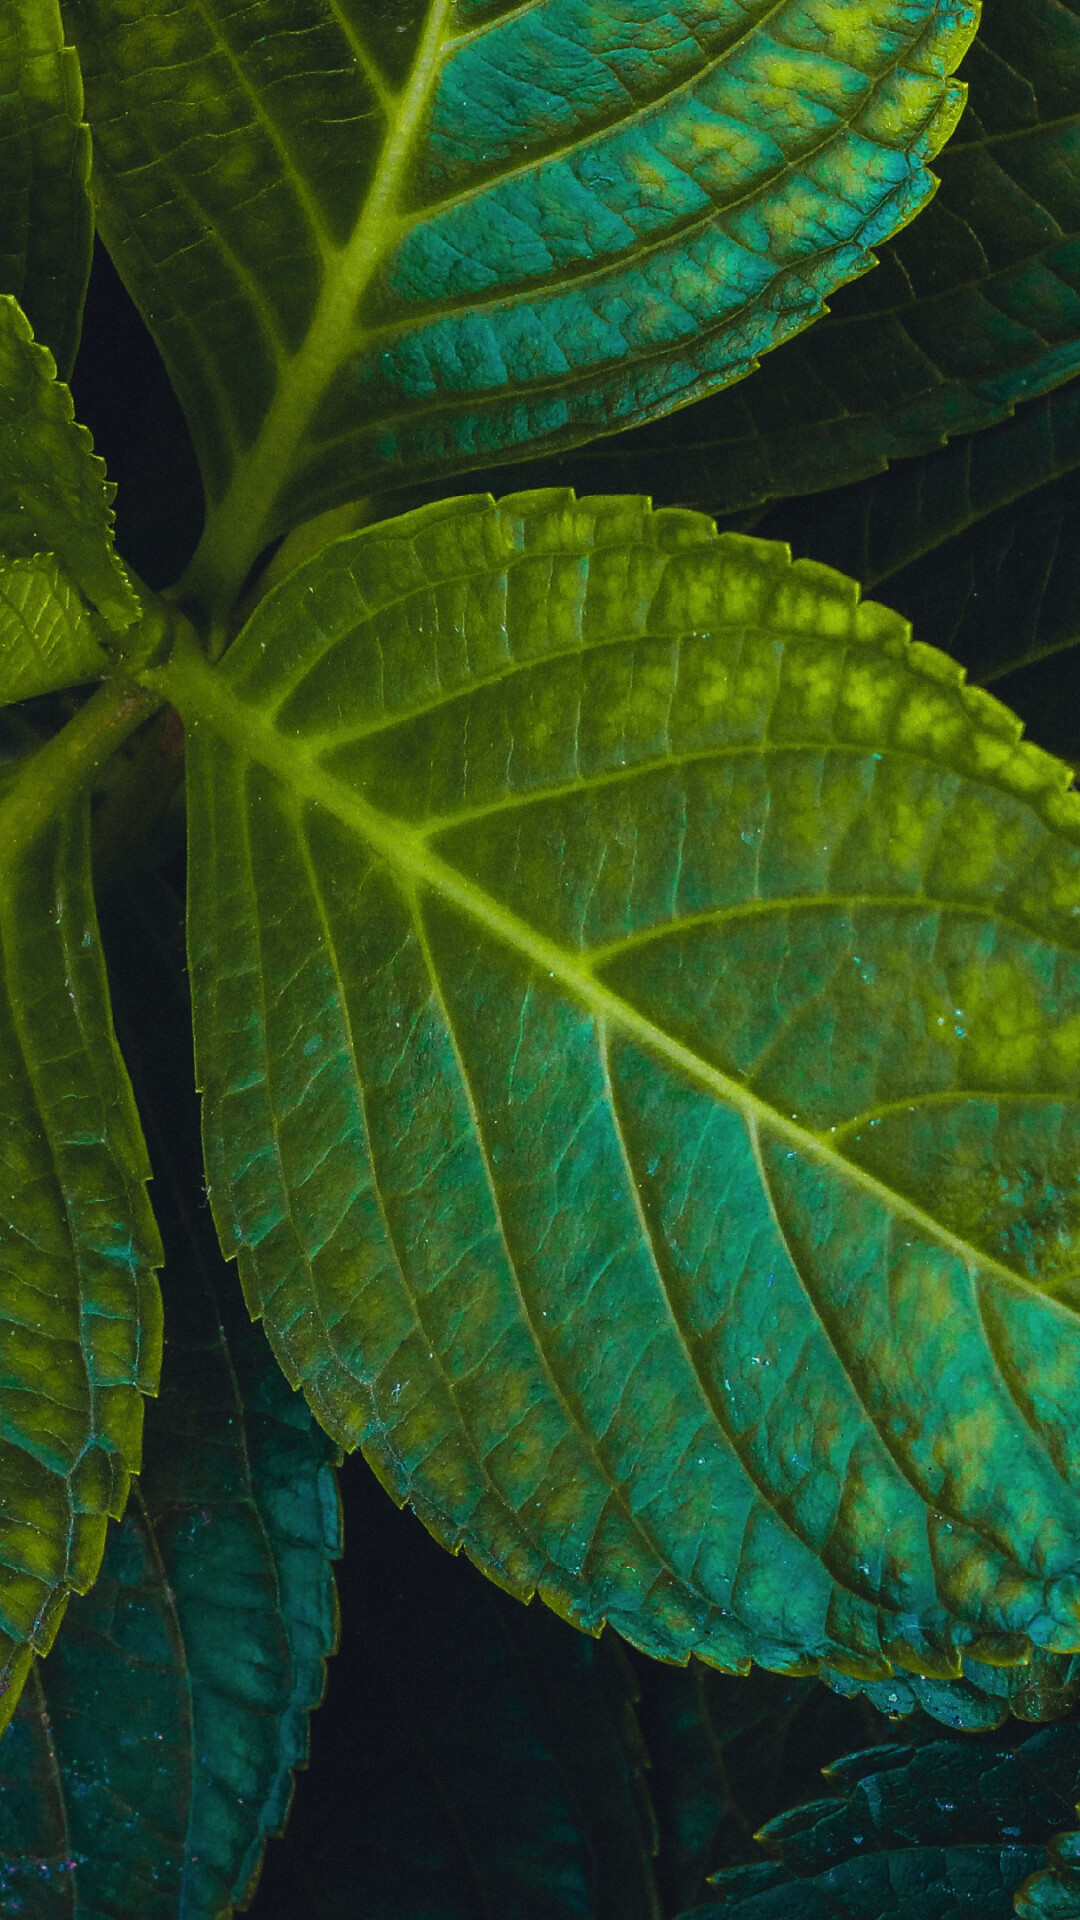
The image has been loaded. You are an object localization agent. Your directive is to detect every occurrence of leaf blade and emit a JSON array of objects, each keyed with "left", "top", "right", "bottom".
[
  {"left": 67, "top": 0, "right": 978, "bottom": 608},
  {"left": 0, "top": 0, "right": 92, "bottom": 380},
  {"left": 0, "top": 295, "right": 138, "bottom": 634},
  {"left": 461, "top": 0, "right": 1080, "bottom": 521},
  {"left": 0, "top": 779, "right": 161, "bottom": 1731},
  {"left": 160, "top": 490, "right": 1080, "bottom": 1679},
  {"left": 690, "top": 1723, "right": 1080, "bottom": 1918},
  {"left": 0, "top": 873, "right": 341, "bottom": 1917}
]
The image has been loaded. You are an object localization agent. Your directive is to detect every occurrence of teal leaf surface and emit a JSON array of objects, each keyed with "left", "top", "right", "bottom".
[
  {"left": 0, "top": 0, "right": 92, "bottom": 379},
  {"left": 0, "top": 295, "right": 139, "bottom": 632},
  {"left": 0, "top": 758, "right": 161, "bottom": 1733},
  {"left": 823, "top": 1638, "right": 1080, "bottom": 1733},
  {"left": 66, "top": 0, "right": 978, "bottom": 610},
  {"left": 0, "top": 1487, "right": 193, "bottom": 1920},
  {"left": 462, "top": 0, "right": 1080, "bottom": 521},
  {"left": 0, "top": 1668, "right": 71, "bottom": 1917},
  {"left": 688, "top": 1725, "right": 1080, "bottom": 1918},
  {"left": 154, "top": 490, "right": 1080, "bottom": 1680}
]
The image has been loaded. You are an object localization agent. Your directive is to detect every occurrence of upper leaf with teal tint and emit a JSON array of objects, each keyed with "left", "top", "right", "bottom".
[
  {"left": 0, "top": 295, "right": 138, "bottom": 633},
  {"left": 0, "top": 0, "right": 91, "bottom": 380},
  {"left": 155, "top": 490, "right": 1080, "bottom": 1685},
  {"left": 688, "top": 1724, "right": 1080, "bottom": 1918},
  {"left": 0, "top": 710, "right": 162, "bottom": 1734},
  {"left": 66, "top": 0, "right": 979, "bottom": 614},
  {"left": 473, "top": 0, "right": 1080, "bottom": 521}
]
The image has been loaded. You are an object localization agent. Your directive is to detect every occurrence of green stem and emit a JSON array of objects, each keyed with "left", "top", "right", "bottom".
[
  {"left": 168, "top": 0, "right": 455, "bottom": 625},
  {"left": 0, "top": 676, "right": 163, "bottom": 868}
]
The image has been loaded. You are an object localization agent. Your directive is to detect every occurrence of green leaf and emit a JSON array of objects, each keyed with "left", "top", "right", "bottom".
[
  {"left": 753, "top": 371, "right": 1080, "bottom": 767},
  {"left": 0, "top": 553, "right": 111, "bottom": 704},
  {"left": 689, "top": 1724, "right": 1080, "bottom": 1918},
  {"left": 0, "top": 884, "right": 340, "bottom": 1918},
  {"left": 98, "top": 878, "right": 342, "bottom": 1918},
  {"left": 153, "top": 489, "right": 1080, "bottom": 1682},
  {"left": 0, "top": 295, "right": 138, "bottom": 632},
  {"left": 0, "top": 0, "right": 92, "bottom": 380},
  {"left": 257, "top": 1444, "right": 659, "bottom": 1920},
  {"left": 66, "top": 0, "right": 978, "bottom": 611},
  {"left": 0, "top": 1667, "right": 71, "bottom": 1917},
  {"left": 0, "top": 757, "right": 161, "bottom": 1732},
  {"left": 467, "top": 0, "right": 1080, "bottom": 522}
]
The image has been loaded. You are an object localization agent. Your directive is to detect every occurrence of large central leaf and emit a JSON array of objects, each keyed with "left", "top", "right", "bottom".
[
  {"left": 156, "top": 491, "right": 1080, "bottom": 1680},
  {"left": 67, "top": 0, "right": 978, "bottom": 608}
]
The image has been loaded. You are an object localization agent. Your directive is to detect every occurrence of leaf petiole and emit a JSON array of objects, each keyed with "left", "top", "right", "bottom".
[{"left": 0, "top": 673, "right": 162, "bottom": 864}]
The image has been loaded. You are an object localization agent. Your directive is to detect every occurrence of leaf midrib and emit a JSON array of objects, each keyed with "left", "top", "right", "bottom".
[
  {"left": 156, "top": 636, "right": 1060, "bottom": 1305},
  {"left": 174, "top": 0, "right": 457, "bottom": 618}
]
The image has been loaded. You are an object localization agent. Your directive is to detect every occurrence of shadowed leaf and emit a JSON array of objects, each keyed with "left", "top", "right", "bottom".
[
  {"left": 0, "top": 0, "right": 91, "bottom": 379},
  {"left": 0, "top": 757, "right": 161, "bottom": 1732},
  {"left": 0, "top": 1668, "right": 71, "bottom": 1917},
  {"left": 253, "top": 1445, "right": 659, "bottom": 1920},
  {"left": 686, "top": 1724, "right": 1080, "bottom": 1918},
  {"left": 0, "top": 295, "right": 138, "bottom": 632},
  {"left": 635, "top": 1660, "right": 888, "bottom": 1910},
  {"left": 150, "top": 489, "right": 1080, "bottom": 1684},
  {"left": 0, "top": 883, "right": 340, "bottom": 1918},
  {"left": 0, "top": 1286, "right": 340, "bottom": 1920}
]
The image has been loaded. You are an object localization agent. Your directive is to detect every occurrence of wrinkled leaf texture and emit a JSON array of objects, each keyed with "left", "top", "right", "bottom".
[
  {"left": 0, "top": 0, "right": 91, "bottom": 380},
  {"left": 467, "top": 0, "right": 1080, "bottom": 521},
  {"left": 66, "top": 0, "right": 978, "bottom": 607},
  {"left": 688, "top": 1724, "right": 1080, "bottom": 1918},
  {"left": 756, "top": 370, "right": 1080, "bottom": 768},
  {"left": 0, "top": 880, "right": 341, "bottom": 1919},
  {"left": 824, "top": 1636, "right": 1080, "bottom": 1734},
  {"left": 0, "top": 552, "right": 111, "bottom": 704},
  {"left": 152, "top": 489, "right": 1080, "bottom": 1686},
  {"left": 0, "top": 765, "right": 160, "bottom": 1734}
]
